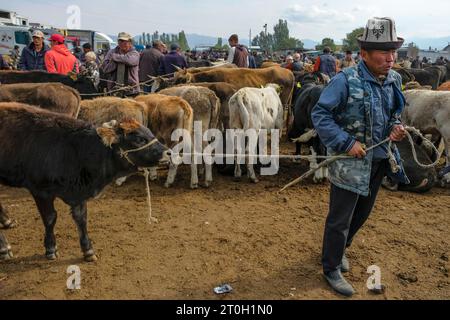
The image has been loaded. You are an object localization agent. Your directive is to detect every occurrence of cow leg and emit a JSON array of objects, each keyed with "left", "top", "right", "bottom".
[
  {"left": 115, "top": 176, "right": 128, "bottom": 186},
  {"left": 165, "top": 163, "right": 178, "bottom": 188},
  {"left": 204, "top": 164, "right": 213, "bottom": 188},
  {"left": 0, "top": 202, "right": 14, "bottom": 229},
  {"left": 234, "top": 145, "right": 242, "bottom": 181},
  {"left": 0, "top": 232, "right": 13, "bottom": 261},
  {"left": 33, "top": 195, "right": 58, "bottom": 260},
  {"left": 246, "top": 138, "right": 258, "bottom": 183},
  {"left": 70, "top": 201, "right": 97, "bottom": 262},
  {"left": 190, "top": 163, "right": 199, "bottom": 189},
  {"left": 149, "top": 167, "right": 158, "bottom": 181}
]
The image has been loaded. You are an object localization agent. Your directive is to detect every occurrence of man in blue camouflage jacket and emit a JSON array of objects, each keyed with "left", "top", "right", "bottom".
[{"left": 311, "top": 17, "right": 409, "bottom": 297}]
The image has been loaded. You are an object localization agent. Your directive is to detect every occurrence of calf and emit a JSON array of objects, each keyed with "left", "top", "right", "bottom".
[
  {"left": 288, "top": 84, "right": 328, "bottom": 183},
  {"left": 0, "top": 103, "right": 168, "bottom": 261},
  {"left": 403, "top": 90, "right": 450, "bottom": 185},
  {"left": 159, "top": 86, "right": 221, "bottom": 187},
  {"left": 135, "top": 94, "right": 197, "bottom": 188},
  {"left": 0, "top": 83, "right": 81, "bottom": 118},
  {"left": 228, "top": 84, "right": 283, "bottom": 182}
]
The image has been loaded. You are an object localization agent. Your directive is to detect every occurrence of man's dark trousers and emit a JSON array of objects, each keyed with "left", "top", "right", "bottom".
[{"left": 322, "top": 160, "right": 387, "bottom": 273}]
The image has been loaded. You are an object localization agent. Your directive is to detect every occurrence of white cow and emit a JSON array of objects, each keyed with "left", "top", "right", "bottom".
[
  {"left": 228, "top": 84, "right": 284, "bottom": 183},
  {"left": 403, "top": 90, "right": 450, "bottom": 183}
]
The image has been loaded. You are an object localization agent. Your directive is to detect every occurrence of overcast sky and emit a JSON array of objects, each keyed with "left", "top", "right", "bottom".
[{"left": 3, "top": 0, "right": 450, "bottom": 41}]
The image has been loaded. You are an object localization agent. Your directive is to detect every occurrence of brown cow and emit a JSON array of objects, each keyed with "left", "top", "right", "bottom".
[
  {"left": 135, "top": 94, "right": 197, "bottom": 188},
  {"left": 79, "top": 97, "right": 148, "bottom": 127},
  {"left": 159, "top": 86, "right": 221, "bottom": 187},
  {"left": 0, "top": 83, "right": 81, "bottom": 118},
  {"left": 173, "top": 66, "right": 295, "bottom": 111},
  {"left": 438, "top": 81, "right": 450, "bottom": 91}
]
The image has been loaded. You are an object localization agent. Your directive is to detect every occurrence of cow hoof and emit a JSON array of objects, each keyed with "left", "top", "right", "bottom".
[
  {"left": 164, "top": 182, "right": 172, "bottom": 188},
  {"left": 84, "top": 250, "right": 98, "bottom": 262},
  {"left": 0, "top": 247, "right": 13, "bottom": 261},
  {"left": 203, "top": 181, "right": 212, "bottom": 188},
  {"left": 46, "top": 252, "right": 58, "bottom": 261},
  {"left": 382, "top": 177, "right": 399, "bottom": 191},
  {"left": 150, "top": 175, "right": 158, "bottom": 182},
  {"left": 190, "top": 183, "right": 199, "bottom": 189},
  {"left": 250, "top": 178, "right": 259, "bottom": 184},
  {"left": 233, "top": 176, "right": 242, "bottom": 182},
  {"left": 0, "top": 219, "right": 15, "bottom": 230}
]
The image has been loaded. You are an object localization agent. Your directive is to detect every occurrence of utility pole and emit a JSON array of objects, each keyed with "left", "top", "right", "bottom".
[{"left": 249, "top": 28, "right": 252, "bottom": 48}]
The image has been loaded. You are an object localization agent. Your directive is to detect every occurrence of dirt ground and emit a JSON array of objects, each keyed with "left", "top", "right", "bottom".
[{"left": 0, "top": 143, "right": 449, "bottom": 300}]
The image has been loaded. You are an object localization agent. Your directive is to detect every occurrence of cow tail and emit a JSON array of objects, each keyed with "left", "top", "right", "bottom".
[
  {"left": 236, "top": 92, "right": 250, "bottom": 130},
  {"left": 210, "top": 93, "right": 221, "bottom": 130},
  {"left": 183, "top": 101, "right": 194, "bottom": 138},
  {"left": 71, "top": 87, "right": 82, "bottom": 119}
]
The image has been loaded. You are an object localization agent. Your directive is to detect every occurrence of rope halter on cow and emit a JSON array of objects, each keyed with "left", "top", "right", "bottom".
[
  {"left": 119, "top": 138, "right": 160, "bottom": 224},
  {"left": 119, "top": 138, "right": 159, "bottom": 167}
]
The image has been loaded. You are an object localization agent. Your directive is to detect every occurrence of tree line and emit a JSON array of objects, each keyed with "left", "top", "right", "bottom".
[{"left": 138, "top": 30, "right": 190, "bottom": 51}]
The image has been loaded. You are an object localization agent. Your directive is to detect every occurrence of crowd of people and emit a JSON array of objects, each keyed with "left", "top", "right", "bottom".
[{"left": 1, "top": 29, "right": 449, "bottom": 96}]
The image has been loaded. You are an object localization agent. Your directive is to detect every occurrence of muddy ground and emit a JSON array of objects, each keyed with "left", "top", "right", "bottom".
[{"left": 0, "top": 144, "right": 449, "bottom": 300}]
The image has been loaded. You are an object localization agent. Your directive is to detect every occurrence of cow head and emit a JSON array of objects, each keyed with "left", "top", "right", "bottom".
[
  {"left": 173, "top": 69, "right": 193, "bottom": 84},
  {"left": 149, "top": 76, "right": 173, "bottom": 93},
  {"left": 266, "top": 83, "right": 282, "bottom": 95},
  {"left": 96, "top": 119, "right": 170, "bottom": 168}
]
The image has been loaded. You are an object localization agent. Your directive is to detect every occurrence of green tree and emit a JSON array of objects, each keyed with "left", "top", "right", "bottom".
[
  {"left": 316, "top": 38, "right": 337, "bottom": 52},
  {"left": 214, "top": 37, "right": 223, "bottom": 49},
  {"left": 178, "top": 31, "right": 190, "bottom": 51},
  {"left": 272, "top": 19, "right": 303, "bottom": 50},
  {"left": 343, "top": 27, "right": 364, "bottom": 52}
]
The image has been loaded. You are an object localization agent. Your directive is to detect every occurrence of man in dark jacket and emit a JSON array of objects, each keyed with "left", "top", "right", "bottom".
[
  {"left": 314, "top": 47, "right": 337, "bottom": 78},
  {"left": 159, "top": 43, "right": 187, "bottom": 76},
  {"left": 139, "top": 40, "right": 164, "bottom": 91},
  {"left": 227, "top": 34, "right": 249, "bottom": 68},
  {"left": 18, "top": 30, "right": 49, "bottom": 71}
]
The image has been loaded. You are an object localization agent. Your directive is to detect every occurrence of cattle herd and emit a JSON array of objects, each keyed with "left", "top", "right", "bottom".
[{"left": 0, "top": 61, "right": 449, "bottom": 262}]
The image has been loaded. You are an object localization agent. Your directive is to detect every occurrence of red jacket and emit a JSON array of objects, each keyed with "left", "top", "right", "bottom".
[{"left": 45, "top": 44, "right": 79, "bottom": 75}]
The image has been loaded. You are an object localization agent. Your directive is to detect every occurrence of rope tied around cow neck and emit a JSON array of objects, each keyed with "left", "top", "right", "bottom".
[
  {"left": 119, "top": 138, "right": 160, "bottom": 224},
  {"left": 280, "top": 126, "right": 442, "bottom": 192}
]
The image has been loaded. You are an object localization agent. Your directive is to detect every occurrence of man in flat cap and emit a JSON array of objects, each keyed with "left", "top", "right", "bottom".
[
  {"left": 101, "top": 32, "right": 140, "bottom": 96},
  {"left": 311, "top": 17, "right": 409, "bottom": 297}
]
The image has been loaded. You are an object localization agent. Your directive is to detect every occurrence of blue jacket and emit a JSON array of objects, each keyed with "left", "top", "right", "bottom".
[
  {"left": 311, "top": 62, "right": 408, "bottom": 195},
  {"left": 319, "top": 54, "right": 337, "bottom": 78},
  {"left": 18, "top": 43, "right": 49, "bottom": 71},
  {"left": 159, "top": 51, "right": 188, "bottom": 76}
]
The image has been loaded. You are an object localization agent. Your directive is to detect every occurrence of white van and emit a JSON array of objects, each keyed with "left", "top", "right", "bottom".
[{"left": 0, "top": 25, "right": 31, "bottom": 56}]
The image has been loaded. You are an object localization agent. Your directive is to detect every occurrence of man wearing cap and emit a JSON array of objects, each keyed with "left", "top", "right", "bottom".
[
  {"left": 101, "top": 32, "right": 140, "bottom": 96},
  {"left": 45, "top": 33, "right": 79, "bottom": 75},
  {"left": 158, "top": 43, "right": 187, "bottom": 76},
  {"left": 139, "top": 40, "right": 165, "bottom": 92},
  {"left": 311, "top": 17, "right": 409, "bottom": 297},
  {"left": 18, "top": 30, "right": 49, "bottom": 71}
]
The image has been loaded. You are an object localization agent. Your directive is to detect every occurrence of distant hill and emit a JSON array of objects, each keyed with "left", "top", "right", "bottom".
[{"left": 406, "top": 36, "right": 450, "bottom": 51}]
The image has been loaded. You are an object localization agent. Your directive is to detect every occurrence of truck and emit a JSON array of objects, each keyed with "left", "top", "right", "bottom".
[
  {"left": 65, "top": 29, "right": 116, "bottom": 52},
  {"left": 0, "top": 24, "right": 31, "bottom": 56}
]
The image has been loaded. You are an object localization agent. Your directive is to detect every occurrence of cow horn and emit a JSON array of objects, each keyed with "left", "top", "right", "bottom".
[
  {"left": 172, "top": 65, "right": 183, "bottom": 72},
  {"left": 102, "top": 120, "right": 118, "bottom": 129}
]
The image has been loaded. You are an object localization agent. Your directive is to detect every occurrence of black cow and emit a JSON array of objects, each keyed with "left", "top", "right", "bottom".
[
  {"left": 0, "top": 103, "right": 169, "bottom": 261},
  {"left": 406, "top": 67, "right": 443, "bottom": 89},
  {"left": 288, "top": 84, "right": 328, "bottom": 182},
  {"left": 0, "top": 71, "right": 98, "bottom": 98},
  {"left": 188, "top": 60, "right": 213, "bottom": 68},
  {"left": 382, "top": 133, "right": 437, "bottom": 193}
]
